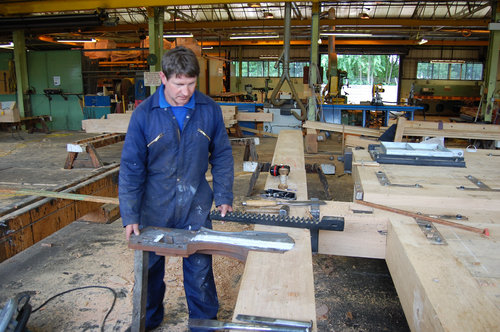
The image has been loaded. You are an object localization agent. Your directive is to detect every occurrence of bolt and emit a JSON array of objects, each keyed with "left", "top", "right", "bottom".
[
  {"left": 415, "top": 184, "right": 421, "bottom": 188},
  {"left": 330, "top": 156, "right": 334, "bottom": 161},
  {"left": 456, "top": 214, "right": 462, "bottom": 220},
  {"left": 477, "top": 181, "right": 482, "bottom": 185},
  {"left": 468, "top": 175, "right": 472, "bottom": 179},
  {"left": 488, "top": 153, "right": 493, "bottom": 156},
  {"left": 459, "top": 185, "right": 465, "bottom": 190},
  {"left": 384, "top": 182, "right": 389, "bottom": 186},
  {"left": 417, "top": 212, "right": 422, "bottom": 215},
  {"left": 436, "top": 237, "right": 442, "bottom": 243},
  {"left": 426, "top": 224, "right": 432, "bottom": 229}
]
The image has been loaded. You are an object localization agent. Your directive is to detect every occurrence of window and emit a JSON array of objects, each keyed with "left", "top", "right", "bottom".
[
  {"left": 416, "top": 61, "right": 483, "bottom": 80},
  {"left": 234, "top": 60, "right": 311, "bottom": 78}
]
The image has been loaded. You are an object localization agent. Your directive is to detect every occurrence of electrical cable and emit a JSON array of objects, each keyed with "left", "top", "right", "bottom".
[{"left": 31, "top": 285, "right": 117, "bottom": 332}]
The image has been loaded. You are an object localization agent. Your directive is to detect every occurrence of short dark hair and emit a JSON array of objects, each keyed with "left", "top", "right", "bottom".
[{"left": 161, "top": 46, "right": 200, "bottom": 80}]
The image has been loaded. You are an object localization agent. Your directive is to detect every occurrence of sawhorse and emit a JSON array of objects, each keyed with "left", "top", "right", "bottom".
[
  {"left": 128, "top": 226, "right": 294, "bottom": 332},
  {"left": 64, "top": 133, "right": 125, "bottom": 169}
]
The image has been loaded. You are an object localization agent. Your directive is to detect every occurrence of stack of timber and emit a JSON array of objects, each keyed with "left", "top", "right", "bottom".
[
  {"left": 221, "top": 105, "right": 238, "bottom": 128},
  {"left": 0, "top": 101, "right": 20, "bottom": 123},
  {"left": 233, "top": 130, "right": 317, "bottom": 331},
  {"left": 351, "top": 149, "right": 500, "bottom": 331}
]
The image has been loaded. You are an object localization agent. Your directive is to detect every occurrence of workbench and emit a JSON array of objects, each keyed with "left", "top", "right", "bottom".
[
  {"left": 339, "top": 149, "right": 500, "bottom": 331},
  {"left": 324, "top": 104, "right": 423, "bottom": 127}
]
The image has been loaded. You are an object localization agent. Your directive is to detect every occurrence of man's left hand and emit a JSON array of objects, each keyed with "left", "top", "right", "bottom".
[{"left": 217, "top": 204, "right": 233, "bottom": 217}]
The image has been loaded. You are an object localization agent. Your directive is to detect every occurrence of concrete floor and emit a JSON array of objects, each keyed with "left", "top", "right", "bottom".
[{"left": 0, "top": 128, "right": 409, "bottom": 331}]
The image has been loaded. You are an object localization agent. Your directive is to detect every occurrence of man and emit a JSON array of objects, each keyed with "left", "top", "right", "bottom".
[{"left": 119, "top": 46, "right": 234, "bottom": 331}]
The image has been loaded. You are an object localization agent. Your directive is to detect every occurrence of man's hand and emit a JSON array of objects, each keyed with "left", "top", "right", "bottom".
[
  {"left": 125, "top": 224, "right": 140, "bottom": 242},
  {"left": 217, "top": 204, "right": 233, "bottom": 217}
]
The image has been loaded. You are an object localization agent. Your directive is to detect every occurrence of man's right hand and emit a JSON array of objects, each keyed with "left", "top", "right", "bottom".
[{"left": 125, "top": 224, "right": 140, "bottom": 242}]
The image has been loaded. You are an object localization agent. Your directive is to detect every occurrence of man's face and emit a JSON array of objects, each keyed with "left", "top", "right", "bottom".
[{"left": 159, "top": 72, "right": 197, "bottom": 106}]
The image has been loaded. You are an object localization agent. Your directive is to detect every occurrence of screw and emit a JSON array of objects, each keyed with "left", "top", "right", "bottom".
[
  {"left": 459, "top": 185, "right": 465, "bottom": 190},
  {"left": 477, "top": 181, "right": 482, "bottom": 185},
  {"left": 488, "top": 153, "right": 493, "bottom": 156},
  {"left": 415, "top": 184, "right": 421, "bottom": 188},
  {"left": 384, "top": 182, "right": 389, "bottom": 186},
  {"left": 436, "top": 237, "right": 442, "bottom": 243},
  {"left": 426, "top": 224, "right": 432, "bottom": 229},
  {"left": 468, "top": 175, "right": 472, "bottom": 179},
  {"left": 456, "top": 214, "right": 462, "bottom": 220}
]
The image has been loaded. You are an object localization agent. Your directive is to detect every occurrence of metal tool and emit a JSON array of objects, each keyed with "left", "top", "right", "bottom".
[
  {"left": 210, "top": 210, "right": 344, "bottom": 252},
  {"left": 187, "top": 318, "right": 309, "bottom": 331},
  {"left": 260, "top": 188, "right": 296, "bottom": 200},
  {"left": 236, "top": 314, "right": 313, "bottom": 331},
  {"left": 279, "top": 205, "right": 290, "bottom": 217},
  {"left": 128, "top": 226, "right": 295, "bottom": 262},
  {"left": 242, "top": 199, "right": 325, "bottom": 207}
]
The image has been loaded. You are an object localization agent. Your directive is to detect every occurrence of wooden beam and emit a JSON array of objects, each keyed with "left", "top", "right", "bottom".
[
  {"left": 394, "top": 117, "right": 406, "bottom": 142},
  {"left": 233, "top": 130, "right": 317, "bottom": 331},
  {"left": 303, "top": 121, "right": 382, "bottom": 138},
  {"left": 236, "top": 113, "right": 273, "bottom": 122}
]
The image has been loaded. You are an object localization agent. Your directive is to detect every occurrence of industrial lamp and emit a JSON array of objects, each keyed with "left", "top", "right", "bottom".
[
  {"left": 263, "top": 12, "right": 274, "bottom": 19},
  {"left": 229, "top": 33, "right": 279, "bottom": 39},
  {"left": 248, "top": 3, "right": 261, "bottom": 7},
  {"left": 359, "top": 13, "right": 370, "bottom": 19},
  {"left": 418, "top": 38, "right": 428, "bottom": 45},
  {"left": 56, "top": 38, "right": 96, "bottom": 43},
  {"left": 163, "top": 33, "right": 194, "bottom": 38},
  {"left": 0, "top": 42, "right": 14, "bottom": 48}
]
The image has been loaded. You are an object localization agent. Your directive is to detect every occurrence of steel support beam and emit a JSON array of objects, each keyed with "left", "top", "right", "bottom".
[
  {"left": 12, "top": 30, "right": 29, "bottom": 118},
  {"left": 148, "top": 7, "right": 164, "bottom": 94},
  {"left": 482, "top": 3, "right": 500, "bottom": 122},
  {"left": 308, "top": 2, "right": 320, "bottom": 121}
]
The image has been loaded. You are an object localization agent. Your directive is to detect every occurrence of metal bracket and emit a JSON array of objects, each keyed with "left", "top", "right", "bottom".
[
  {"left": 354, "top": 181, "right": 364, "bottom": 200},
  {"left": 457, "top": 175, "right": 500, "bottom": 192},
  {"left": 376, "top": 171, "right": 424, "bottom": 188},
  {"left": 414, "top": 218, "right": 447, "bottom": 245},
  {"left": 210, "top": 210, "right": 344, "bottom": 253}
]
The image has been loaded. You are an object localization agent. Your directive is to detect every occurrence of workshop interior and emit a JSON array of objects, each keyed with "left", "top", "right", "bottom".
[{"left": 1, "top": 1, "right": 500, "bottom": 332}]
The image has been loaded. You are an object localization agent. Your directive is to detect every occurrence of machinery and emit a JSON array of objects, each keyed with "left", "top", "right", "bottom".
[
  {"left": 254, "top": 78, "right": 274, "bottom": 103},
  {"left": 243, "top": 84, "right": 258, "bottom": 102},
  {"left": 371, "top": 83, "right": 385, "bottom": 106},
  {"left": 263, "top": 94, "right": 303, "bottom": 135}
]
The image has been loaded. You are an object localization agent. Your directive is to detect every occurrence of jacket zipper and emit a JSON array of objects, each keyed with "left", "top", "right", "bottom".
[
  {"left": 197, "top": 128, "right": 211, "bottom": 141},
  {"left": 147, "top": 133, "right": 164, "bottom": 147}
]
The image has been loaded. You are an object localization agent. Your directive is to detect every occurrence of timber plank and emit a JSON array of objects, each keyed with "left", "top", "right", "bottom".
[
  {"left": 233, "top": 130, "right": 317, "bottom": 331},
  {"left": 386, "top": 214, "right": 500, "bottom": 332},
  {"left": 317, "top": 202, "right": 388, "bottom": 258},
  {"left": 82, "top": 119, "right": 130, "bottom": 133},
  {"left": 303, "top": 121, "right": 382, "bottom": 138},
  {"left": 32, "top": 204, "right": 76, "bottom": 243},
  {"left": 353, "top": 149, "right": 500, "bottom": 211},
  {"left": 235, "top": 112, "right": 273, "bottom": 122},
  {"left": 353, "top": 146, "right": 500, "bottom": 331}
]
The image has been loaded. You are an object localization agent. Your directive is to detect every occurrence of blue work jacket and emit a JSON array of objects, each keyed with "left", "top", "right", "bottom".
[{"left": 119, "top": 86, "right": 234, "bottom": 230}]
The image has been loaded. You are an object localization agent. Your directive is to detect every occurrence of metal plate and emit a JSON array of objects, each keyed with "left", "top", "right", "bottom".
[
  {"left": 380, "top": 142, "right": 463, "bottom": 158},
  {"left": 457, "top": 175, "right": 500, "bottom": 192},
  {"left": 415, "top": 218, "right": 448, "bottom": 245},
  {"left": 376, "top": 171, "right": 424, "bottom": 188}
]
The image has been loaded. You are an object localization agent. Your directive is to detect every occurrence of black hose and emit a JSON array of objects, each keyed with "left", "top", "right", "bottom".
[{"left": 31, "top": 286, "right": 117, "bottom": 332}]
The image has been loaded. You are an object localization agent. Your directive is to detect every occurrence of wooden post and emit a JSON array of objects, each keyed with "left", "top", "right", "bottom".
[{"left": 132, "top": 250, "right": 149, "bottom": 332}]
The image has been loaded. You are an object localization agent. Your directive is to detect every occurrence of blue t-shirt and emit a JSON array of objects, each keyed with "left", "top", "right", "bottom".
[{"left": 158, "top": 84, "right": 195, "bottom": 132}]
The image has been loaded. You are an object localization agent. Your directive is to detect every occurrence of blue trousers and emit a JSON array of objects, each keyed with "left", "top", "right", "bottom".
[{"left": 146, "top": 251, "right": 219, "bottom": 331}]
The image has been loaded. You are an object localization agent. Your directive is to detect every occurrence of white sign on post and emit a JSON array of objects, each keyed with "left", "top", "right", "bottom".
[
  {"left": 53, "top": 76, "right": 61, "bottom": 86},
  {"left": 144, "top": 72, "right": 162, "bottom": 86}
]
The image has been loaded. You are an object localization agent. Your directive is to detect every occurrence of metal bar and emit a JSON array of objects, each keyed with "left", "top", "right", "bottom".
[
  {"left": 236, "top": 314, "right": 313, "bottom": 329},
  {"left": 355, "top": 200, "right": 489, "bottom": 236},
  {"left": 187, "top": 318, "right": 308, "bottom": 331},
  {"left": 131, "top": 250, "right": 148, "bottom": 332}
]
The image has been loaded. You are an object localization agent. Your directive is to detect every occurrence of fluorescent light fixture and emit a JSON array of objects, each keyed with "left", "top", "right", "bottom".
[
  {"left": 418, "top": 38, "right": 428, "bottom": 45},
  {"left": 430, "top": 60, "right": 465, "bottom": 64},
  {"left": 163, "top": 33, "right": 193, "bottom": 38},
  {"left": 320, "top": 31, "right": 373, "bottom": 37},
  {"left": 248, "top": 3, "right": 261, "bottom": 7},
  {"left": 56, "top": 38, "right": 96, "bottom": 43},
  {"left": 202, "top": 46, "right": 213, "bottom": 50},
  {"left": 259, "top": 55, "right": 279, "bottom": 59},
  {"left": 0, "top": 42, "right": 14, "bottom": 48},
  {"left": 229, "top": 33, "right": 279, "bottom": 39},
  {"left": 263, "top": 12, "right": 274, "bottom": 19},
  {"left": 359, "top": 13, "right": 370, "bottom": 19}
]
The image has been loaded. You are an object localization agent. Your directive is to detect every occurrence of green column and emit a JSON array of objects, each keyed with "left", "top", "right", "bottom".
[
  {"left": 308, "top": 2, "right": 320, "bottom": 121},
  {"left": 13, "top": 30, "right": 29, "bottom": 117},
  {"left": 482, "top": 3, "right": 500, "bottom": 122},
  {"left": 148, "top": 7, "right": 164, "bottom": 94}
]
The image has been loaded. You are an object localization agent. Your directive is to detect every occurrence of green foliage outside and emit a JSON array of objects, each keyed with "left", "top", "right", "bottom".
[{"left": 320, "top": 54, "right": 400, "bottom": 85}]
